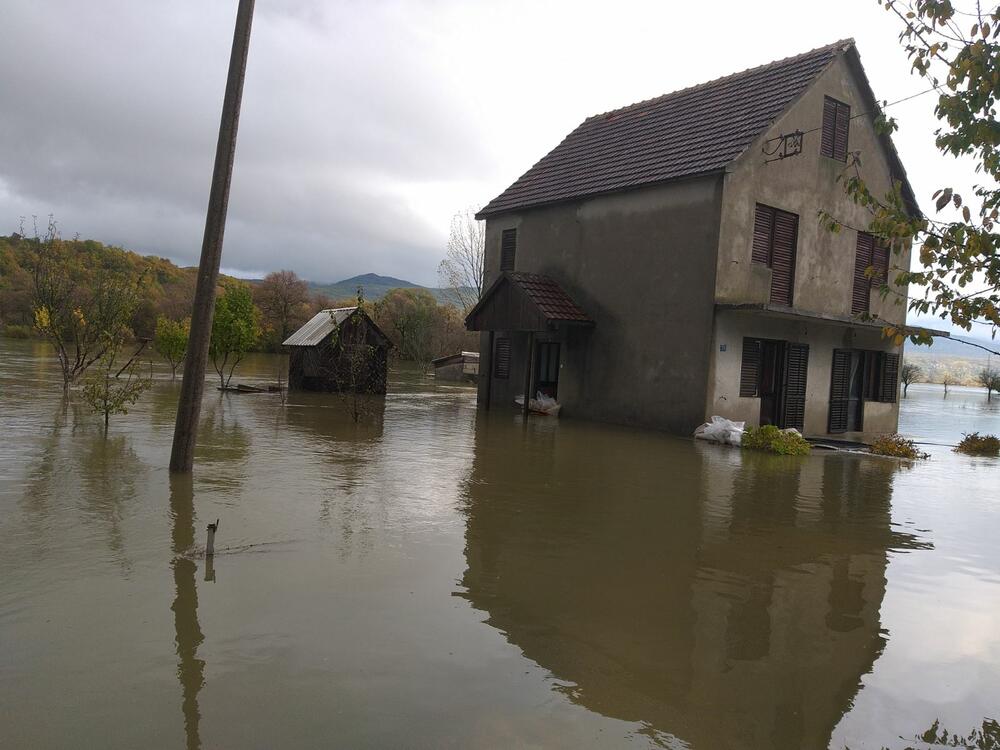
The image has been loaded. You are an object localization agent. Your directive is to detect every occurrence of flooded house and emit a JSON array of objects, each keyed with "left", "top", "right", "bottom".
[
  {"left": 467, "top": 39, "right": 943, "bottom": 440},
  {"left": 282, "top": 307, "right": 390, "bottom": 393}
]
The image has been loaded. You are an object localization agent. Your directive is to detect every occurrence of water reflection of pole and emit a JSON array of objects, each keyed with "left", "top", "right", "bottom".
[{"left": 170, "top": 474, "right": 205, "bottom": 750}]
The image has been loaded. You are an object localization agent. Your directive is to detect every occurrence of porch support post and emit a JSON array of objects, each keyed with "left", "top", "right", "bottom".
[
  {"left": 484, "top": 330, "right": 495, "bottom": 412},
  {"left": 522, "top": 331, "right": 534, "bottom": 421}
]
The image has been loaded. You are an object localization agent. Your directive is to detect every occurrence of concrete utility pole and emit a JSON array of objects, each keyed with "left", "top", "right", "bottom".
[{"left": 170, "top": 0, "right": 256, "bottom": 473}]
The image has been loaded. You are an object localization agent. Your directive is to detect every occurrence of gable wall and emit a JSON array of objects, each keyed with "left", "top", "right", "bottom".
[
  {"left": 479, "top": 175, "right": 724, "bottom": 433},
  {"left": 715, "top": 54, "right": 913, "bottom": 328}
]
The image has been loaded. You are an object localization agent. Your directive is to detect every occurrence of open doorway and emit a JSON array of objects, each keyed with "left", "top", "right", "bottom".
[{"left": 534, "top": 342, "right": 560, "bottom": 398}]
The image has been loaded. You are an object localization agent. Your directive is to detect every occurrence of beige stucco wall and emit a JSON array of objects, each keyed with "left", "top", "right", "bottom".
[
  {"left": 715, "top": 54, "right": 913, "bottom": 328},
  {"left": 705, "top": 309, "right": 902, "bottom": 438}
]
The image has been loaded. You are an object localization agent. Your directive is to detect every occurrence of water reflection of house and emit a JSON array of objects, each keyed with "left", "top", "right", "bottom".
[
  {"left": 466, "top": 40, "right": 946, "bottom": 440},
  {"left": 460, "top": 420, "right": 921, "bottom": 749}
]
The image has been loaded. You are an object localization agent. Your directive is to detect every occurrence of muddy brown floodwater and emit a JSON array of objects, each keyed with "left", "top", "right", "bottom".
[{"left": 1, "top": 338, "right": 999, "bottom": 749}]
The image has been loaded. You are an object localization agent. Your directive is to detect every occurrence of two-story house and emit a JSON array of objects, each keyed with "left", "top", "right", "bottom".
[{"left": 466, "top": 39, "right": 937, "bottom": 440}]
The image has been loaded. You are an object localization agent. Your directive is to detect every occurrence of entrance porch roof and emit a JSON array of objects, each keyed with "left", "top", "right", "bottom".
[
  {"left": 466, "top": 272, "right": 593, "bottom": 332},
  {"left": 715, "top": 303, "right": 950, "bottom": 339}
]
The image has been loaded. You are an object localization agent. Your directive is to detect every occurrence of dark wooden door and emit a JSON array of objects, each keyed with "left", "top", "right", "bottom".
[
  {"left": 534, "top": 342, "right": 560, "bottom": 398},
  {"left": 846, "top": 351, "right": 865, "bottom": 431},
  {"left": 829, "top": 349, "right": 863, "bottom": 434},
  {"left": 759, "top": 340, "right": 785, "bottom": 426}
]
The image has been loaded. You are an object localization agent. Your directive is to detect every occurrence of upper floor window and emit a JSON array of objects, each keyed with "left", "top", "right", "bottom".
[
  {"left": 821, "top": 96, "right": 850, "bottom": 162},
  {"left": 500, "top": 229, "right": 517, "bottom": 272},
  {"left": 852, "top": 232, "right": 889, "bottom": 315},
  {"left": 752, "top": 203, "right": 798, "bottom": 307}
]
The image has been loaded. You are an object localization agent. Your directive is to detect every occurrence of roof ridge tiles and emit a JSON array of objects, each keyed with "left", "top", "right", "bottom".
[{"left": 583, "top": 39, "right": 854, "bottom": 123}]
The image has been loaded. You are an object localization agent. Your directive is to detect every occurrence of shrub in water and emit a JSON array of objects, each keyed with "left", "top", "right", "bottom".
[
  {"left": 955, "top": 432, "right": 1000, "bottom": 457},
  {"left": 870, "top": 434, "right": 928, "bottom": 459},
  {"left": 742, "top": 424, "right": 811, "bottom": 456}
]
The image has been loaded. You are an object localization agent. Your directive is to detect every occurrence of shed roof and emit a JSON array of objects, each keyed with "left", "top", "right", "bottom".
[
  {"left": 282, "top": 308, "right": 358, "bottom": 347},
  {"left": 477, "top": 39, "right": 918, "bottom": 218}
]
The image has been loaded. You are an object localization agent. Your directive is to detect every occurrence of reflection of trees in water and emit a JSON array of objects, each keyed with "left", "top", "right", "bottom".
[
  {"left": 192, "top": 401, "right": 251, "bottom": 492},
  {"left": 460, "top": 422, "right": 925, "bottom": 750},
  {"left": 169, "top": 474, "right": 205, "bottom": 750},
  {"left": 282, "top": 394, "right": 387, "bottom": 559},
  {"left": 21, "top": 397, "right": 145, "bottom": 574}
]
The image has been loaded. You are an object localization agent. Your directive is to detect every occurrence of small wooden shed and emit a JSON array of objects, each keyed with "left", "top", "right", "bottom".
[{"left": 282, "top": 307, "right": 391, "bottom": 393}]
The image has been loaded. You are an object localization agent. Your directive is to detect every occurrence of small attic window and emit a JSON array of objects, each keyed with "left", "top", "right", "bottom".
[{"left": 821, "top": 96, "right": 850, "bottom": 161}]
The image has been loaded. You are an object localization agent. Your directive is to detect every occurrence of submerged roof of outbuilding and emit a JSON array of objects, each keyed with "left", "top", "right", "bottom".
[
  {"left": 282, "top": 308, "right": 357, "bottom": 347},
  {"left": 478, "top": 39, "right": 917, "bottom": 218}
]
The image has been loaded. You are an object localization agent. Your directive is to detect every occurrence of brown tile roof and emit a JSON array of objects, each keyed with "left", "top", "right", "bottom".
[
  {"left": 508, "top": 271, "right": 592, "bottom": 323},
  {"left": 478, "top": 40, "right": 852, "bottom": 218}
]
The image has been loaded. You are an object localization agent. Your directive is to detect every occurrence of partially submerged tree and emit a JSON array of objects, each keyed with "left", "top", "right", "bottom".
[
  {"left": 82, "top": 337, "right": 153, "bottom": 432},
  {"left": 326, "top": 291, "right": 386, "bottom": 422},
  {"left": 154, "top": 315, "right": 190, "bottom": 378},
  {"left": 255, "top": 269, "right": 310, "bottom": 348},
  {"left": 942, "top": 372, "right": 956, "bottom": 394},
  {"left": 438, "top": 208, "right": 485, "bottom": 312},
  {"left": 900, "top": 360, "right": 922, "bottom": 396},
  {"left": 28, "top": 219, "right": 147, "bottom": 389},
  {"left": 374, "top": 287, "right": 440, "bottom": 368},
  {"left": 821, "top": 2, "right": 1000, "bottom": 345},
  {"left": 977, "top": 366, "right": 1000, "bottom": 400},
  {"left": 209, "top": 283, "right": 261, "bottom": 389}
]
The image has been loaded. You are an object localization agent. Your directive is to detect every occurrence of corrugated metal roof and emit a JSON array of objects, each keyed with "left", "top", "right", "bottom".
[
  {"left": 282, "top": 308, "right": 357, "bottom": 347},
  {"left": 477, "top": 40, "right": 850, "bottom": 218}
]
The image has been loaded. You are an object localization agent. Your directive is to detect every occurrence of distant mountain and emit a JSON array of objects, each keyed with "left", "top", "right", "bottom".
[{"left": 307, "top": 273, "right": 468, "bottom": 306}]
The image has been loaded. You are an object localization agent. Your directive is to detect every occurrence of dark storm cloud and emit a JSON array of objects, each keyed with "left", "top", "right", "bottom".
[{"left": 0, "top": 1, "right": 496, "bottom": 283}]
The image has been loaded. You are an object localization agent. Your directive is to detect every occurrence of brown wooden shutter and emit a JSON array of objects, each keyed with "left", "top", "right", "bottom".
[
  {"left": 781, "top": 343, "right": 809, "bottom": 431},
  {"left": 752, "top": 205, "right": 774, "bottom": 265},
  {"left": 769, "top": 210, "right": 798, "bottom": 306},
  {"left": 740, "top": 338, "right": 762, "bottom": 397},
  {"left": 493, "top": 337, "right": 511, "bottom": 379},
  {"left": 880, "top": 352, "right": 900, "bottom": 403},
  {"left": 829, "top": 349, "right": 851, "bottom": 434},
  {"left": 821, "top": 97, "right": 837, "bottom": 158},
  {"left": 500, "top": 229, "right": 517, "bottom": 272},
  {"left": 852, "top": 233, "right": 874, "bottom": 315},
  {"left": 821, "top": 96, "right": 850, "bottom": 161},
  {"left": 872, "top": 242, "right": 889, "bottom": 287}
]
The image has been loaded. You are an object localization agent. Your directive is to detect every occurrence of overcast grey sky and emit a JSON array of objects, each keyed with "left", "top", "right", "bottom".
[{"left": 0, "top": 0, "right": 985, "bottom": 295}]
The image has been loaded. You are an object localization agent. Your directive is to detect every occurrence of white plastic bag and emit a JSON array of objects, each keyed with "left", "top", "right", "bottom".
[{"left": 694, "top": 416, "right": 745, "bottom": 446}]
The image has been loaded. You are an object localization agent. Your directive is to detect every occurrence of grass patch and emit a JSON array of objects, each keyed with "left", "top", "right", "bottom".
[
  {"left": 742, "top": 425, "right": 811, "bottom": 456},
  {"left": 955, "top": 432, "right": 1000, "bottom": 457},
  {"left": 869, "top": 433, "right": 928, "bottom": 459}
]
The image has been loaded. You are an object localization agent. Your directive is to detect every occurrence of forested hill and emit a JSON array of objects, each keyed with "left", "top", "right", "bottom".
[{"left": 306, "top": 273, "right": 464, "bottom": 305}]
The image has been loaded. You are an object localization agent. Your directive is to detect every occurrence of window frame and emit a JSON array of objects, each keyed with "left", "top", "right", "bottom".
[
  {"left": 821, "top": 96, "right": 851, "bottom": 162},
  {"left": 500, "top": 229, "right": 517, "bottom": 273}
]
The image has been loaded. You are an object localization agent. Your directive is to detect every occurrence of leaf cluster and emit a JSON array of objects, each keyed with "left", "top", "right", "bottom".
[{"left": 742, "top": 425, "right": 812, "bottom": 455}]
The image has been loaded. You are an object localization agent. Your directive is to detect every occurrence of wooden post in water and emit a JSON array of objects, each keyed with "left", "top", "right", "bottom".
[
  {"left": 170, "top": 0, "right": 256, "bottom": 474},
  {"left": 205, "top": 519, "right": 219, "bottom": 557},
  {"left": 522, "top": 331, "right": 534, "bottom": 421}
]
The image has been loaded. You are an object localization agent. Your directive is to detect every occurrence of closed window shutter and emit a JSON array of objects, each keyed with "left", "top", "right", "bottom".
[
  {"left": 829, "top": 349, "right": 851, "bottom": 433},
  {"left": 494, "top": 337, "right": 511, "bottom": 379},
  {"left": 770, "top": 210, "right": 798, "bottom": 307},
  {"left": 782, "top": 343, "right": 809, "bottom": 432},
  {"left": 740, "top": 338, "right": 762, "bottom": 397},
  {"left": 500, "top": 229, "right": 517, "bottom": 272},
  {"left": 880, "top": 352, "right": 900, "bottom": 403},
  {"left": 852, "top": 233, "right": 874, "bottom": 315},
  {"left": 752, "top": 205, "right": 774, "bottom": 265},
  {"left": 821, "top": 96, "right": 850, "bottom": 161},
  {"left": 872, "top": 242, "right": 889, "bottom": 287},
  {"left": 821, "top": 97, "right": 837, "bottom": 158}
]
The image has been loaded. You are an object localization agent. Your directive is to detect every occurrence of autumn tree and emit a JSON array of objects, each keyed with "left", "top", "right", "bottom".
[
  {"left": 900, "top": 360, "right": 922, "bottom": 396},
  {"left": 977, "top": 366, "right": 1000, "bottom": 400},
  {"left": 255, "top": 269, "right": 310, "bottom": 348},
  {"left": 438, "top": 208, "right": 485, "bottom": 311},
  {"left": 821, "top": 1, "right": 1000, "bottom": 346},
  {"left": 209, "top": 283, "right": 262, "bottom": 389},
  {"left": 154, "top": 315, "right": 190, "bottom": 378},
  {"left": 82, "top": 336, "right": 153, "bottom": 432},
  {"left": 28, "top": 219, "right": 147, "bottom": 390}
]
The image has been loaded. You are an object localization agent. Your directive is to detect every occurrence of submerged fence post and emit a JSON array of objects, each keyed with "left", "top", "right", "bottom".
[
  {"left": 170, "top": 0, "right": 256, "bottom": 474},
  {"left": 206, "top": 519, "right": 219, "bottom": 557}
]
